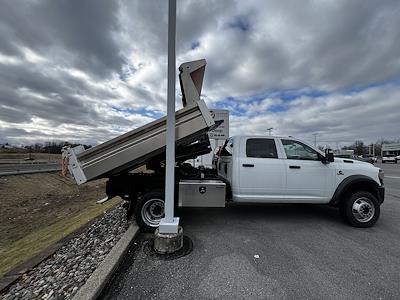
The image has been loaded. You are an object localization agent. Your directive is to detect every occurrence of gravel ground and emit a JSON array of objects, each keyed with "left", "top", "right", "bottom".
[{"left": 1, "top": 203, "right": 128, "bottom": 300}]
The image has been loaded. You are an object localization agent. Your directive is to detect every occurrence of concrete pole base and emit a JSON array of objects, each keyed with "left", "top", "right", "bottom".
[{"left": 154, "top": 226, "right": 183, "bottom": 254}]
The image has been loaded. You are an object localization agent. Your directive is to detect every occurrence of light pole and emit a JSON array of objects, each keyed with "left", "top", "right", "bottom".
[
  {"left": 267, "top": 127, "right": 273, "bottom": 136},
  {"left": 159, "top": 0, "right": 179, "bottom": 234},
  {"left": 154, "top": 0, "right": 183, "bottom": 255}
]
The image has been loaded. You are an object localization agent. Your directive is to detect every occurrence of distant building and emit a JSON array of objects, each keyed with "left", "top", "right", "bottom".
[{"left": 382, "top": 143, "right": 400, "bottom": 156}]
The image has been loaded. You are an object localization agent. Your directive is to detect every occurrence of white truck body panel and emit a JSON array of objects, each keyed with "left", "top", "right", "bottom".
[{"left": 237, "top": 137, "right": 286, "bottom": 201}]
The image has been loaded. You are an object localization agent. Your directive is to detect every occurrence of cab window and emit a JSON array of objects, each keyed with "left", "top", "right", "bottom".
[
  {"left": 282, "top": 139, "right": 319, "bottom": 160},
  {"left": 246, "top": 138, "right": 278, "bottom": 158}
]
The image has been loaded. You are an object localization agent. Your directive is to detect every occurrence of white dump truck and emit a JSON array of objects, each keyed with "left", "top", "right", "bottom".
[{"left": 63, "top": 59, "right": 385, "bottom": 232}]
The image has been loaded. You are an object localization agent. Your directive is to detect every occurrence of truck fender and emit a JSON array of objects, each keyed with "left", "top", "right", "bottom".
[{"left": 329, "top": 175, "right": 383, "bottom": 206}]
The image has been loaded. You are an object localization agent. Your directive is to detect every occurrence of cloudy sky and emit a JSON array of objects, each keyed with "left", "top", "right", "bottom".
[{"left": 0, "top": 0, "right": 400, "bottom": 148}]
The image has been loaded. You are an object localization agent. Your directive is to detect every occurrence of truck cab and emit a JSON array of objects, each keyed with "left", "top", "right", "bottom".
[{"left": 218, "top": 136, "right": 384, "bottom": 227}]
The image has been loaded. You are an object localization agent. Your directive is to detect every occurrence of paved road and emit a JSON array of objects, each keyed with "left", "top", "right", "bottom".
[
  {"left": 0, "top": 163, "right": 61, "bottom": 175},
  {"left": 377, "top": 162, "right": 400, "bottom": 197},
  {"left": 101, "top": 163, "right": 400, "bottom": 300}
]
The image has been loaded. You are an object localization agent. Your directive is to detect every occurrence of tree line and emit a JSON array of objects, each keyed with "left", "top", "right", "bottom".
[
  {"left": 342, "top": 138, "right": 400, "bottom": 156},
  {"left": 1, "top": 141, "right": 92, "bottom": 154}
]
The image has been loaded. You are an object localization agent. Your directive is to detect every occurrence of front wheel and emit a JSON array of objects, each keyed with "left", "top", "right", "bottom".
[
  {"left": 134, "top": 191, "right": 165, "bottom": 232},
  {"left": 340, "top": 191, "right": 380, "bottom": 228}
]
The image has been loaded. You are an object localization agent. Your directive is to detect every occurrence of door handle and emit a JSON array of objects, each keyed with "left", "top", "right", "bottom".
[
  {"left": 289, "top": 165, "right": 301, "bottom": 169},
  {"left": 242, "top": 164, "right": 254, "bottom": 167}
]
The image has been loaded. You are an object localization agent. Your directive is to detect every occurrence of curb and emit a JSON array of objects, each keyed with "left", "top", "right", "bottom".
[{"left": 72, "top": 223, "right": 139, "bottom": 300}]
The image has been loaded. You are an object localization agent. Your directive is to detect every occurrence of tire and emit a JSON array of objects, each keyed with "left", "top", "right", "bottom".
[
  {"left": 134, "top": 191, "right": 165, "bottom": 232},
  {"left": 342, "top": 191, "right": 380, "bottom": 228}
]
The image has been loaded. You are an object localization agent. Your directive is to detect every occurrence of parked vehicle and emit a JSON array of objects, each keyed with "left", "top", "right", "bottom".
[
  {"left": 358, "top": 155, "right": 377, "bottom": 164},
  {"left": 367, "top": 155, "right": 378, "bottom": 164},
  {"left": 63, "top": 59, "right": 385, "bottom": 232},
  {"left": 382, "top": 155, "right": 397, "bottom": 164}
]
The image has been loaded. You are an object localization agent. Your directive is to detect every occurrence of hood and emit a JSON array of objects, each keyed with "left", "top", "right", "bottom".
[{"left": 334, "top": 157, "right": 370, "bottom": 165}]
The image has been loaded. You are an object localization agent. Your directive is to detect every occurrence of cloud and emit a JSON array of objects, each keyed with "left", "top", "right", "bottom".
[
  {"left": 229, "top": 83, "right": 400, "bottom": 146},
  {"left": 0, "top": 0, "right": 400, "bottom": 147},
  {"left": 0, "top": 0, "right": 124, "bottom": 78}
]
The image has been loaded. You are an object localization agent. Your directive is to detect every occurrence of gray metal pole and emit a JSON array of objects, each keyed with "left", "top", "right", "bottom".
[
  {"left": 165, "top": 0, "right": 176, "bottom": 222},
  {"left": 159, "top": 0, "right": 178, "bottom": 233}
]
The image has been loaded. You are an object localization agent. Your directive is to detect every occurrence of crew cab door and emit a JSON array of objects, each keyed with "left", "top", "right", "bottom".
[
  {"left": 279, "top": 139, "right": 335, "bottom": 203},
  {"left": 238, "top": 137, "right": 286, "bottom": 201}
]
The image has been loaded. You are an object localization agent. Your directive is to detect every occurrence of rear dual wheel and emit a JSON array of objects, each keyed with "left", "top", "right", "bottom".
[{"left": 134, "top": 191, "right": 165, "bottom": 232}]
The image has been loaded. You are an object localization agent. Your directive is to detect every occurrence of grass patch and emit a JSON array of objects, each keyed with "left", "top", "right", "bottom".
[{"left": 0, "top": 197, "right": 121, "bottom": 277}]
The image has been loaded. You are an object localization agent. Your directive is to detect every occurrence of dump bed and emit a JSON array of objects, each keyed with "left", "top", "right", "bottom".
[{"left": 64, "top": 59, "right": 215, "bottom": 185}]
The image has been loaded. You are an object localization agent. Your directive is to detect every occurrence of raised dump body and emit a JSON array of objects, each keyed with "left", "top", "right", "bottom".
[{"left": 63, "top": 59, "right": 215, "bottom": 184}]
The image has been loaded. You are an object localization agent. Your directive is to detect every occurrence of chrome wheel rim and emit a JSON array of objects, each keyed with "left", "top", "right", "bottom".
[
  {"left": 352, "top": 197, "right": 375, "bottom": 223},
  {"left": 141, "top": 199, "right": 165, "bottom": 227}
]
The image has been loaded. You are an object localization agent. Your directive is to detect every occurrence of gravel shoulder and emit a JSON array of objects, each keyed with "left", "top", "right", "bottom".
[{"left": 0, "top": 204, "right": 129, "bottom": 300}]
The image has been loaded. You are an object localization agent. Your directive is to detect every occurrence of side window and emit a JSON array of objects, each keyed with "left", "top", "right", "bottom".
[
  {"left": 220, "top": 138, "right": 233, "bottom": 156},
  {"left": 282, "top": 139, "right": 319, "bottom": 160},
  {"left": 246, "top": 138, "right": 278, "bottom": 158}
]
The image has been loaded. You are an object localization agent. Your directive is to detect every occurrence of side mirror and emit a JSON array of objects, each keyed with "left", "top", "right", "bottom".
[{"left": 323, "top": 149, "right": 334, "bottom": 163}]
